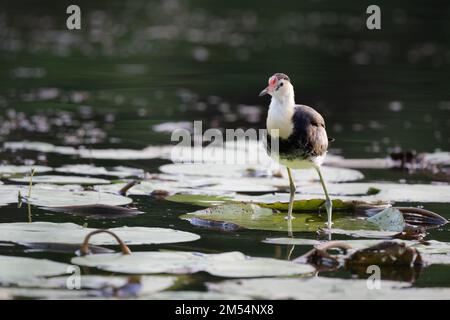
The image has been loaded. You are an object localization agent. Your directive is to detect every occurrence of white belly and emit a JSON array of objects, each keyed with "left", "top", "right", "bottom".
[{"left": 277, "top": 154, "right": 326, "bottom": 169}]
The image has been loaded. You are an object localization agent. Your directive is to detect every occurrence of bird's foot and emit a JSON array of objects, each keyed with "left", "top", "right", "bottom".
[{"left": 284, "top": 215, "right": 295, "bottom": 220}]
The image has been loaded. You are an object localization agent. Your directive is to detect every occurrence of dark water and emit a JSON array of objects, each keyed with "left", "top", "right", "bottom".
[{"left": 0, "top": 0, "right": 450, "bottom": 294}]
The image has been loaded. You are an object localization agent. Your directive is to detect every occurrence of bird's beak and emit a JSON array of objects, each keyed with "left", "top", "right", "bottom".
[{"left": 259, "top": 86, "right": 269, "bottom": 97}]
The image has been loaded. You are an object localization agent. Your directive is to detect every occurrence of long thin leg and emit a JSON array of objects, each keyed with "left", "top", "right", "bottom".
[
  {"left": 315, "top": 166, "right": 333, "bottom": 228},
  {"left": 286, "top": 167, "right": 296, "bottom": 221}
]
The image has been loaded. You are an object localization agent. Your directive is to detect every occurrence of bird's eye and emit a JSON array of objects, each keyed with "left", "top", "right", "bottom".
[{"left": 279, "top": 82, "right": 284, "bottom": 87}]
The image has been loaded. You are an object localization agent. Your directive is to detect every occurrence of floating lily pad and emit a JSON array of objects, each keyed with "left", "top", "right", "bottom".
[
  {"left": 0, "top": 222, "right": 200, "bottom": 246},
  {"left": 42, "top": 204, "right": 143, "bottom": 219},
  {"left": 367, "top": 207, "right": 406, "bottom": 232},
  {"left": 0, "top": 287, "right": 89, "bottom": 300},
  {"left": 23, "top": 188, "right": 133, "bottom": 207},
  {"left": 3, "top": 141, "right": 174, "bottom": 160},
  {"left": 264, "top": 238, "right": 450, "bottom": 256},
  {"left": 10, "top": 175, "right": 111, "bottom": 185},
  {"left": 208, "top": 277, "right": 450, "bottom": 300},
  {"left": 168, "top": 194, "right": 235, "bottom": 207},
  {"left": 33, "top": 183, "right": 84, "bottom": 191},
  {"left": 181, "top": 203, "right": 375, "bottom": 232},
  {"left": 295, "top": 182, "right": 450, "bottom": 203},
  {"left": 94, "top": 180, "right": 237, "bottom": 199},
  {"left": 0, "top": 255, "right": 70, "bottom": 283},
  {"left": 159, "top": 163, "right": 364, "bottom": 182},
  {"left": 4, "top": 141, "right": 77, "bottom": 155},
  {"left": 325, "top": 152, "right": 450, "bottom": 169},
  {"left": 0, "top": 275, "right": 178, "bottom": 299},
  {"left": 78, "top": 146, "right": 173, "bottom": 160},
  {"left": 0, "top": 185, "right": 21, "bottom": 206},
  {"left": 55, "top": 165, "right": 144, "bottom": 178},
  {"left": 0, "top": 165, "right": 52, "bottom": 174},
  {"left": 71, "top": 251, "right": 315, "bottom": 277},
  {"left": 143, "top": 290, "right": 250, "bottom": 300},
  {"left": 169, "top": 193, "right": 388, "bottom": 212},
  {"left": 325, "top": 156, "right": 398, "bottom": 169}
]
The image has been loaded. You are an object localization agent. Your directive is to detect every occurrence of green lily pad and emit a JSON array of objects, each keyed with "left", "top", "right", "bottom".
[
  {"left": 168, "top": 193, "right": 388, "bottom": 212},
  {"left": 0, "top": 165, "right": 52, "bottom": 174},
  {"left": 0, "top": 222, "right": 200, "bottom": 246},
  {"left": 71, "top": 251, "right": 315, "bottom": 278},
  {"left": 181, "top": 203, "right": 375, "bottom": 232},
  {"left": 208, "top": 277, "right": 450, "bottom": 300},
  {"left": 168, "top": 194, "right": 235, "bottom": 207},
  {"left": 10, "top": 175, "right": 111, "bottom": 185}
]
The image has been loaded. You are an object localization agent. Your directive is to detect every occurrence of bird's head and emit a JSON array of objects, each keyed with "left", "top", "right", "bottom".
[{"left": 259, "top": 73, "right": 293, "bottom": 99}]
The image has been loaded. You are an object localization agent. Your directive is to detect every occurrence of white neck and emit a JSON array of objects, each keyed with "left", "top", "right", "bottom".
[{"left": 266, "top": 89, "right": 295, "bottom": 139}]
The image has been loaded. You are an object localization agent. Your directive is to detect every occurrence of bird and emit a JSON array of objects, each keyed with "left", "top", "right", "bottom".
[{"left": 259, "top": 73, "right": 333, "bottom": 228}]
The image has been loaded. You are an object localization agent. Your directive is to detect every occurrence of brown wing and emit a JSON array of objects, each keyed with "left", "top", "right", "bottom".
[{"left": 291, "top": 104, "right": 329, "bottom": 157}]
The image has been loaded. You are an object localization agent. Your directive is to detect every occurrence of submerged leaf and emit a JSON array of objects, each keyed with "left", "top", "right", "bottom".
[{"left": 71, "top": 251, "right": 315, "bottom": 277}]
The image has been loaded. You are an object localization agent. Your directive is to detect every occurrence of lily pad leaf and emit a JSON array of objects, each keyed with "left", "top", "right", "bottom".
[
  {"left": 0, "top": 165, "right": 52, "bottom": 174},
  {"left": 3, "top": 141, "right": 77, "bottom": 155},
  {"left": 367, "top": 207, "right": 406, "bottom": 232},
  {"left": 142, "top": 290, "right": 251, "bottom": 300},
  {"left": 0, "top": 185, "right": 22, "bottom": 206},
  {"left": 0, "top": 275, "right": 178, "bottom": 299},
  {"left": 169, "top": 193, "right": 389, "bottom": 212},
  {"left": 55, "top": 165, "right": 144, "bottom": 178},
  {"left": 0, "top": 222, "right": 200, "bottom": 246},
  {"left": 10, "top": 175, "right": 110, "bottom": 185},
  {"left": 0, "top": 255, "right": 70, "bottom": 284},
  {"left": 159, "top": 163, "right": 364, "bottom": 182},
  {"left": 71, "top": 251, "right": 315, "bottom": 277},
  {"left": 208, "top": 277, "right": 450, "bottom": 300},
  {"left": 181, "top": 203, "right": 375, "bottom": 232},
  {"left": 295, "top": 182, "right": 450, "bottom": 203},
  {"left": 264, "top": 238, "right": 450, "bottom": 257},
  {"left": 167, "top": 194, "right": 235, "bottom": 207},
  {"left": 23, "top": 188, "right": 133, "bottom": 207},
  {"left": 42, "top": 204, "right": 143, "bottom": 219}
]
